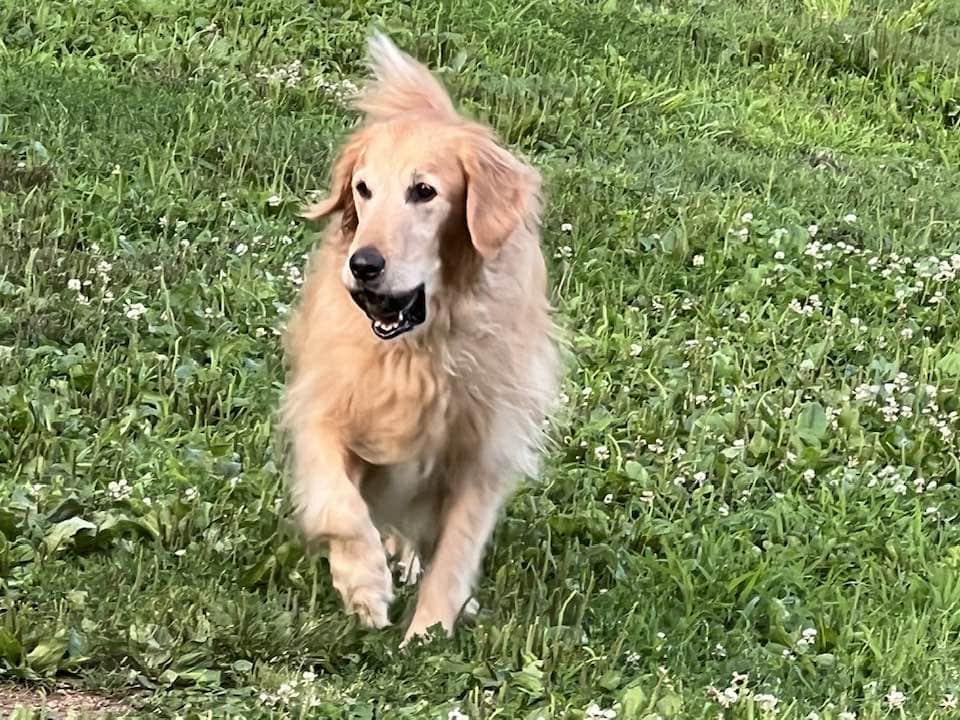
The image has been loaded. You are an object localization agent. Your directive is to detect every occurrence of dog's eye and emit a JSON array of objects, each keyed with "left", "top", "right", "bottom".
[
  {"left": 410, "top": 182, "right": 437, "bottom": 203},
  {"left": 355, "top": 181, "right": 372, "bottom": 199}
]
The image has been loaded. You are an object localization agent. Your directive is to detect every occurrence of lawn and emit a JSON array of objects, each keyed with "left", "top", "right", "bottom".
[{"left": 2, "top": 0, "right": 960, "bottom": 718}]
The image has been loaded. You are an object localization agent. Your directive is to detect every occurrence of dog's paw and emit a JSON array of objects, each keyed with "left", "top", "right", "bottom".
[
  {"left": 329, "top": 537, "right": 394, "bottom": 629},
  {"left": 399, "top": 623, "right": 434, "bottom": 650},
  {"left": 400, "top": 615, "right": 449, "bottom": 649}
]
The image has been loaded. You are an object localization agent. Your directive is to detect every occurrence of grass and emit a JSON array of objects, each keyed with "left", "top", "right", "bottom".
[{"left": 2, "top": 0, "right": 960, "bottom": 717}]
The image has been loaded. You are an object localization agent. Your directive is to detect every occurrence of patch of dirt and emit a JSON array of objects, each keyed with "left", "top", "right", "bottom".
[{"left": 0, "top": 684, "right": 135, "bottom": 718}]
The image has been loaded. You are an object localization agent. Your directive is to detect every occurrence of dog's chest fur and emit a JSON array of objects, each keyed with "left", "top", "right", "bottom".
[{"left": 344, "top": 344, "right": 463, "bottom": 469}]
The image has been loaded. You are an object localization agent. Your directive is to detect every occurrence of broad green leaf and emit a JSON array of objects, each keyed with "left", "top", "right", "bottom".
[
  {"left": 624, "top": 461, "right": 648, "bottom": 482},
  {"left": 25, "top": 634, "right": 68, "bottom": 672},
  {"left": 937, "top": 351, "right": 960, "bottom": 377},
  {"left": 44, "top": 516, "right": 97, "bottom": 553},
  {"left": 621, "top": 686, "right": 648, "bottom": 718},
  {"left": 795, "top": 402, "right": 827, "bottom": 442}
]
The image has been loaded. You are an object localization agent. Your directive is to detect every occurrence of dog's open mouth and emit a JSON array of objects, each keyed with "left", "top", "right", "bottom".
[{"left": 350, "top": 284, "right": 427, "bottom": 340}]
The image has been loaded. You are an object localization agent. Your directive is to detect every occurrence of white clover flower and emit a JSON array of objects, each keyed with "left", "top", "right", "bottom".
[
  {"left": 124, "top": 302, "right": 147, "bottom": 320},
  {"left": 594, "top": 445, "right": 610, "bottom": 462},
  {"left": 448, "top": 707, "right": 470, "bottom": 720},
  {"left": 740, "top": 212, "right": 754, "bottom": 223},
  {"left": 803, "top": 469, "right": 816, "bottom": 481},
  {"left": 755, "top": 693, "right": 778, "bottom": 712},
  {"left": 630, "top": 343, "right": 642, "bottom": 356},
  {"left": 807, "top": 224, "right": 819, "bottom": 236},
  {"left": 843, "top": 213, "right": 858, "bottom": 224},
  {"left": 585, "top": 703, "right": 617, "bottom": 719},
  {"left": 560, "top": 222, "right": 573, "bottom": 232},
  {"left": 884, "top": 687, "right": 906, "bottom": 710},
  {"left": 693, "top": 254, "right": 705, "bottom": 267},
  {"left": 288, "top": 268, "right": 303, "bottom": 283},
  {"left": 234, "top": 243, "right": 249, "bottom": 256},
  {"left": 267, "top": 194, "right": 283, "bottom": 207},
  {"left": 67, "top": 278, "right": 82, "bottom": 291},
  {"left": 183, "top": 487, "right": 199, "bottom": 502},
  {"left": 941, "top": 694, "right": 957, "bottom": 710},
  {"left": 276, "top": 682, "right": 297, "bottom": 701},
  {"left": 159, "top": 216, "right": 169, "bottom": 228},
  {"left": 108, "top": 479, "right": 131, "bottom": 501}
]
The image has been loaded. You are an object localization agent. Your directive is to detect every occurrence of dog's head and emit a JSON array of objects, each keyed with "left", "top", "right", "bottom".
[{"left": 303, "top": 33, "right": 541, "bottom": 341}]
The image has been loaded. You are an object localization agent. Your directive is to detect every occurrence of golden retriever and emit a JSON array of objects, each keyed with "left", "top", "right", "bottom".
[{"left": 281, "top": 33, "right": 559, "bottom": 645}]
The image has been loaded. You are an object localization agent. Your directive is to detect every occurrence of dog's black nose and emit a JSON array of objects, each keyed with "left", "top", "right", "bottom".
[{"left": 349, "top": 246, "right": 385, "bottom": 283}]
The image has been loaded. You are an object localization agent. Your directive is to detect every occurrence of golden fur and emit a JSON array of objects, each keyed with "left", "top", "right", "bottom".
[{"left": 281, "top": 33, "right": 560, "bottom": 644}]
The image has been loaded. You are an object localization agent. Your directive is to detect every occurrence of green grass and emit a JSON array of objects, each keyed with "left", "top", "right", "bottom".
[{"left": 2, "top": 0, "right": 960, "bottom": 717}]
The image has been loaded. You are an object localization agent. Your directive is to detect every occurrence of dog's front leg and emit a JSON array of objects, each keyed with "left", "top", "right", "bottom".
[
  {"left": 402, "top": 470, "right": 505, "bottom": 645},
  {"left": 291, "top": 423, "right": 393, "bottom": 628}
]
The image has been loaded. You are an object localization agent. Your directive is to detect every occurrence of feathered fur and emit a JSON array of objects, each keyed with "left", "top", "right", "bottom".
[{"left": 355, "top": 33, "right": 456, "bottom": 120}]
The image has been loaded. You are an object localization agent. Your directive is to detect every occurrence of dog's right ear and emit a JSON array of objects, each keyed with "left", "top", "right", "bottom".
[{"left": 301, "top": 131, "right": 367, "bottom": 232}]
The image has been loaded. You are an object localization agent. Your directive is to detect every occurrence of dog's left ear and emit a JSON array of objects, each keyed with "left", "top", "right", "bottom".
[
  {"left": 460, "top": 136, "right": 540, "bottom": 259},
  {"left": 301, "top": 131, "right": 368, "bottom": 232}
]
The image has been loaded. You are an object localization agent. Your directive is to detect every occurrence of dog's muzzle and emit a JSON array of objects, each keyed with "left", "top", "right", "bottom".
[{"left": 349, "top": 284, "right": 427, "bottom": 340}]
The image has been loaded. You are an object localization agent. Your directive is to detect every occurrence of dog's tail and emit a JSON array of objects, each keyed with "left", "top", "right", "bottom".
[{"left": 355, "top": 32, "right": 456, "bottom": 121}]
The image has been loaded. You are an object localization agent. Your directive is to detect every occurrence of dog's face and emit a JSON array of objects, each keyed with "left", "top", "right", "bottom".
[
  {"left": 306, "top": 118, "right": 538, "bottom": 340},
  {"left": 339, "top": 120, "right": 463, "bottom": 339}
]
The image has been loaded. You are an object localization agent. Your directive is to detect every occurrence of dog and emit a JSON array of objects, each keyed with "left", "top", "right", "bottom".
[{"left": 281, "top": 32, "right": 560, "bottom": 645}]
